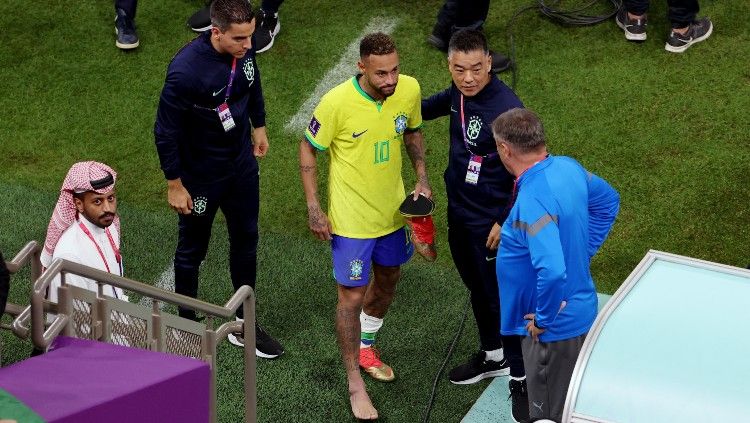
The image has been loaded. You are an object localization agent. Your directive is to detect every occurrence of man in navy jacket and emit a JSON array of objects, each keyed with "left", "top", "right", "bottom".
[
  {"left": 154, "top": 0, "right": 282, "bottom": 359},
  {"left": 421, "top": 29, "right": 528, "bottom": 422},
  {"left": 494, "top": 108, "right": 620, "bottom": 421}
]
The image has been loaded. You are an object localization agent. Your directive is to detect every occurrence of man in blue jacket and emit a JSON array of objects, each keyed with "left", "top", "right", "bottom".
[
  {"left": 154, "top": 0, "right": 283, "bottom": 359},
  {"left": 422, "top": 28, "right": 528, "bottom": 422},
  {"left": 493, "top": 108, "right": 620, "bottom": 422}
]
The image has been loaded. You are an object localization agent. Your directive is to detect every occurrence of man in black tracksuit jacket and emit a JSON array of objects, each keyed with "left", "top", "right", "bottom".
[
  {"left": 422, "top": 29, "right": 528, "bottom": 421},
  {"left": 154, "top": 0, "right": 282, "bottom": 358}
]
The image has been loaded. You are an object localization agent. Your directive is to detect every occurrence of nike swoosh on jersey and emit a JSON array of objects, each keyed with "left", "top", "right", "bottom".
[
  {"left": 485, "top": 256, "right": 497, "bottom": 261},
  {"left": 450, "top": 107, "right": 458, "bottom": 113},
  {"left": 352, "top": 130, "right": 368, "bottom": 138},
  {"left": 213, "top": 86, "right": 227, "bottom": 96}
]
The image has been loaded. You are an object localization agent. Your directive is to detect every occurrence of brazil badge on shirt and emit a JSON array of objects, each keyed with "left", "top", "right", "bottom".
[{"left": 304, "top": 74, "right": 423, "bottom": 238}]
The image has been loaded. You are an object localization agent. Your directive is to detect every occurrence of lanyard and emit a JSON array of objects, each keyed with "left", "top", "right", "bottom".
[
  {"left": 78, "top": 221, "right": 122, "bottom": 277},
  {"left": 460, "top": 94, "right": 496, "bottom": 159},
  {"left": 224, "top": 57, "right": 237, "bottom": 103}
]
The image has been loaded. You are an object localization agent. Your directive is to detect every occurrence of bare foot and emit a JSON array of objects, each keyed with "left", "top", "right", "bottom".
[{"left": 349, "top": 387, "right": 378, "bottom": 420}]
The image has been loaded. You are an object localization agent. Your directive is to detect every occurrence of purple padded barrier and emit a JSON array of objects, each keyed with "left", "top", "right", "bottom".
[{"left": 0, "top": 336, "right": 210, "bottom": 422}]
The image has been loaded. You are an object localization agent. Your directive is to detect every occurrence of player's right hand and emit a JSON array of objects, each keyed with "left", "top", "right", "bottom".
[
  {"left": 307, "top": 204, "right": 332, "bottom": 241},
  {"left": 167, "top": 179, "right": 193, "bottom": 215}
]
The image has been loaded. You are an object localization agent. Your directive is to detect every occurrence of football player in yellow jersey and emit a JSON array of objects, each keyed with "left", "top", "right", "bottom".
[{"left": 299, "top": 32, "right": 431, "bottom": 420}]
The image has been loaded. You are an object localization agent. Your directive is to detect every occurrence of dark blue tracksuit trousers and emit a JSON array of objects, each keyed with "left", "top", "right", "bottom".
[
  {"left": 174, "top": 166, "right": 259, "bottom": 320},
  {"left": 115, "top": 0, "right": 137, "bottom": 18}
]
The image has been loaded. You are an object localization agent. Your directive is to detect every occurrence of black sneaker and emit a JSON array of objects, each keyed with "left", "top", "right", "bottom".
[
  {"left": 254, "top": 9, "right": 280, "bottom": 53},
  {"left": 448, "top": 351, "right": 510, "bottom": 384},
  {"left": 508, "top": 378, "right": 530, "bottom": 423},
  {"left": 665, "top": 17, "right": 713, "bottom": 53},
  {"left": 187, "top": 5, "right": 211, "bottom": 33},
  {"left": 490, "top": 50, "right": 512, "bottom": 73},
  {"left": 427, "top": 24, "right": 450, "bottom": 52},
  {"left": 615, "top": 7, "right": 647, "bottom": 41},
  {"left": 228, "top": 319, "right": 284, "bottom": 359},
  {"left": 115, "top": 8, "right": 139, "bottom": 50}
]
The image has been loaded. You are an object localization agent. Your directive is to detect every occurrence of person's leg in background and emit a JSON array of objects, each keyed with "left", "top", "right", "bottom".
[
  {"left": 429, "top": 0, "right": 461, "bottom": 51},
  {"left": 114, "top": 0, "right": 139, "bottom": 49},
  {"left": 187, "top": 0, "right": 213, "bottom": 33},
  {"left": 616, "top": 0, "right": 649, "bottom": 41},
  {"left": 428, "top": 0, "right": 511, "bottom": 72},
  {"left": 254, "top": 0, "right": 284, "bottom": 53},
  {"left": 664, "top": 0, "right": 712, "bottom": 53}
]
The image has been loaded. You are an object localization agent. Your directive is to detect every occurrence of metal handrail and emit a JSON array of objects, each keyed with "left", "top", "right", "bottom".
[
  {"left": 5, "top": 241, "right": 42, "bottom": 280},
  {"left": 28, "top": 257, "right": 257, "bottom": 423},
  {"left": 3, "top": 241, "right": 42, "bottom": 336}
]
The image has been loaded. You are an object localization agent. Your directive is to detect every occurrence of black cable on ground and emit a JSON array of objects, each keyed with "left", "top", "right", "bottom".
[
  {"left": 421, "top": 295, "right": 471, "bottom": 423},
  {"left": 507, "top": 0, "right": 622, "bottom": 89}
]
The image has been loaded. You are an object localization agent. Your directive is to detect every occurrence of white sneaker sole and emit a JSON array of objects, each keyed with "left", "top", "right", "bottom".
[
  {"left": 114, "top": 28, "right": 139, "bottom": 50},
  {"left": 256, "top": 21, "right": 280, "bottom": 53},
  {"left": 616, "top": 18, "right": 647, "bottom": 41},
  {"left": 449, "top": 368, "right": 510, "bottom": 385},
  {"left": 227, "top": 333, "right": 282, "bottom": 359},
  {"left": 665, "top": 23, "right": 713, "bottom": 53}
]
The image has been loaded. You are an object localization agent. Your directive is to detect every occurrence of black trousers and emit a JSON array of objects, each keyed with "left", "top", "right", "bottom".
[
  {"left": 448, "top": 219, "right": 524, "bottom": 377},
  {"left": 175, "top": 165, "right": 259, "bottom": 320},
  {"left": 114, "top": 0, "right": 137, "bottom": 18},
  {"left": 435, "top": 0, "right": 491, "bottom": 34},
  {"left": 623, "top": 0, "right": 699, "bottom": 28}
]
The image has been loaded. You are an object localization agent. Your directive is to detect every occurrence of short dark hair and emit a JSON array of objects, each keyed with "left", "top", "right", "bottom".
[
  {"left": 360, "top": 32, "right": 397, "bottom": 58},
  {"left": 448, "top": 29, "right": 489, "bottom": 55},
  {"left": 211, "top": 0, "right": 255, "bottom": 32},
  {"left": 492, "top": 108, "right": 546, "bottom": 153}
]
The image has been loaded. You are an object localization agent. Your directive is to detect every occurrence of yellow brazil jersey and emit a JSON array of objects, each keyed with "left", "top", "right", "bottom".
[{"left": 304, "top": 74, "right": 423, "bottom": 238}]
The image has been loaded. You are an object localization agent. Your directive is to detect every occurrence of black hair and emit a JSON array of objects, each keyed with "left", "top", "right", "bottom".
[
  {"left": 211, "top": 0, "right": 255, "bottom": 32},
  {"left": 359, "top": 32, "right": 397, "bottom": 58},
  {"left": 448, "top": 29, "right": 489, "bottom": 55}
]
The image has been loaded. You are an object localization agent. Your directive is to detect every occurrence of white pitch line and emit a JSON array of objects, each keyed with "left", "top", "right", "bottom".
[
  {"left": 138, "top": 260, "right": 175, "bottom": 309},
  {"left": 284, "top": 16, "right": 401, "bottom": 133}
]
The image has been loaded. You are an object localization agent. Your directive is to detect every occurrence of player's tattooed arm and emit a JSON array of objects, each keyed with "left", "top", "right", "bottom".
[
  {"left": 404, "top": 129, "right": 431, "bottom": 199},
  {"left": 300, "top": 139, "right": 332, "bottom": 240}
]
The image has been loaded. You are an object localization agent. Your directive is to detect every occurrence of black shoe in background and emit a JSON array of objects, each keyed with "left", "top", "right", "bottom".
[
  {"left": 448, "top": 350, "right": 510, "bottom": 384},
  {"left": 188, "top": 5, "right": 212, "bottom": 32},
  {"left": 115, "top": 8, "right": 139, "bottom": 50},
  {"left": 665, "top": 17, "right": 713, "bottom": 53},
  {"left": 508, "top": 378, "right": 530, "bottom": 423},
  {"left": 490, "top": 50, "right": 512, "bottom": 73},
  {"left": 615, "top": 7, "right": 647, "bottom": 41},
  {"left": 427, "top": 23, "right": 450, "bottom": 52},
  {"left": 254, "top": 9, "right": 280, "bottom": 53}
]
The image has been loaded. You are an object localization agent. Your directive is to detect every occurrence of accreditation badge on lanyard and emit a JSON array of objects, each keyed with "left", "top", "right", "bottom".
[
  {"left": 460, "top": 94, "right": 491, "bottom": 185},
  {"left": 465, "top": 154, "right": 483, "bottom": 185},
  {"left": 216, "top": 57, "right": 238, "bottom": 132}
]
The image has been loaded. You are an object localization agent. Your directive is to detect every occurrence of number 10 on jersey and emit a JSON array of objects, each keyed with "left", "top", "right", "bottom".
[{"left": 374, "top": 140, "right": 390, "bottom": 164}]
